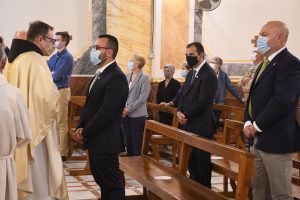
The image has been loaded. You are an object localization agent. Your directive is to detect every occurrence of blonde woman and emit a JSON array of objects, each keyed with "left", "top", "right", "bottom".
[{"left": 123, "top": 54, "right": 151, "bottom": 156}]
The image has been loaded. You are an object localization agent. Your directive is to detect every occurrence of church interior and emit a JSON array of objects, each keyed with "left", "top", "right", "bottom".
[{"left": 1, "top": 0, "right": 300, "bottom": 200}]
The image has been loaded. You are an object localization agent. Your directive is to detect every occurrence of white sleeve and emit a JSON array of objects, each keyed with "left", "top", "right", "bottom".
[{"left": 15, "top": 91, "right": 32, "bottom": 147}]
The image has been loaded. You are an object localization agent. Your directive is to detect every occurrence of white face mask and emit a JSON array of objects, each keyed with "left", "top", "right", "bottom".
[{"left": 250, "top": 52, "right": 257, "bottom": 61}]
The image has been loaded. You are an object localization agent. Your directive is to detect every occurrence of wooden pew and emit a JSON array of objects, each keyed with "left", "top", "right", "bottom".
[
  {"left": 67, "top": 96, "right": 91, "bottom": 176},
  {"left": 148, "top": 103, "right": 246, "bottom": 168},
  {"left": 146, "top": 102, "right": 180, "bottom": 167},
  {"left": 224, "top": 97, "right": 245, "bottom": 108},
  {"left": 213, "top": 103, "right": 245, "bottom": 143},
  {"left": 120, "top": 120, "right": 254, "bottom": 200},
  {"left": 67, "top": 96, "right": 86, "bottom": 160},
  {"left": 223, "top": 119, "right": 300, "bottom": 199}
]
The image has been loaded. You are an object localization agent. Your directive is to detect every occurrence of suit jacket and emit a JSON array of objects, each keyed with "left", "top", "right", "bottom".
[
  {"left": 244, "top": 48, "right": 300, "bottom": 153},
  {"left": 178, "top": 62, "right": 217, "bottom": 138},
  {"left": 77, "top": 62, "right": 129, "bottom": 154},
  {"left": 125, "top": 70, "right": 151, "bottom": 118},
  {"left": 214, "top": 70, "right": 243, "bottom": 104}
]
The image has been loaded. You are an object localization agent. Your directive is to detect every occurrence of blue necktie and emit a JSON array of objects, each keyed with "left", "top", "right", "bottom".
[{"left": 190, "top": 70, "right": 196, "bottom": 84}]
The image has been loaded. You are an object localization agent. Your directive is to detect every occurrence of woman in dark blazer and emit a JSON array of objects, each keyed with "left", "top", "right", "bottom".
[
  {"left": 123, "top": 54, "right": 151, "bottom": 156},
  {"left": 156, "top": 64, "right": 181, "bottom": 125}
]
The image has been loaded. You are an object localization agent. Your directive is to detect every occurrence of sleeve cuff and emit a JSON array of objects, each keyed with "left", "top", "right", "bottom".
[
  {"left": 244, "top": 121, "right": 252, "bottom": 129},
  {"left": 253, "top": 121, "right": 263, "bottom": 132}
]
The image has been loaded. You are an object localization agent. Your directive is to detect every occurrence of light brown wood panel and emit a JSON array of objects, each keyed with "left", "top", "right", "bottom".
[
  {"left": 160, "top": 0, "right": 189, "bottom": 69},
  {"left": 107, "top": 0, "right": 153, "bottom": 75}
]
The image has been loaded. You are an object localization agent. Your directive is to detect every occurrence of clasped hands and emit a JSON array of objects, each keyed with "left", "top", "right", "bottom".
[
  {"left": 71, "top": 128, "right": 84, "bottom": 144},
  {"left": 243, "top": 124, "right": 257, "bottom": 138},
  {"left": 177, "top": 111, "right": 187, "bottom": 125}
]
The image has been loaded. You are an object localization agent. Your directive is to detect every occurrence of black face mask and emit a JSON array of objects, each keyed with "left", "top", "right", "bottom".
[{"left": 186, "top": 55, "right": 198, "bottom": 68}]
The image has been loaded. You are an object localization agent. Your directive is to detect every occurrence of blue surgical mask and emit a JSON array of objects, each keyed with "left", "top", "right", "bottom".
[
  {"left": 256, "top": 36, "right": 270, "bottom": 54},
  {"left": 90, "top": 48, "right": 101, "bottom": 65},
  {"left": 127, "top": 61, "right": 134, "bottom": 71},
  {"left": 180, "top": 69, "right": 187, "bottom": 77},
  {"left": 54, "top": 41, "right": 61, "bottom": 49}
]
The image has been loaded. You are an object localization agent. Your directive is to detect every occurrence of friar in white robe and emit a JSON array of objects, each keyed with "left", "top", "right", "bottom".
[
  {"left": 0, "top": 47, "right": 31, "bottom": 200},
  {"left": 4, "top": 22, "right": 68, "bottom": 199}
]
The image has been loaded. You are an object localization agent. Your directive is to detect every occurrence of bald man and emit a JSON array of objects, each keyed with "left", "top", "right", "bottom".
[
  {"left": 14, "top": 30, "right": 27, "bottom": 40},
  {"left": 243, "top": 21, "right": 300, "bottom": 200}
]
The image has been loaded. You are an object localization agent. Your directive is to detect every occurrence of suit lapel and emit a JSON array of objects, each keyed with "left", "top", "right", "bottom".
[
  {"left": 86, "top": 62, "right": 115, "bottom": 102},
  {"left": 254, "top": 48, "right": 288, "bottom": 86},
  {"left": 129, "top": 70, "right": 142, "bottom": 93},
  {"left": 183, "top": 63, "right": 207, "bottom": 96}
]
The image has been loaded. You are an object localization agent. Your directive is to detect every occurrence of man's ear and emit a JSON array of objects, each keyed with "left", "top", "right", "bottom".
[
  {"left": 107, "top": 49, "right": 113, "bottom": 58},
  {"left": 36, "top": 35, "right": 43, "bottom": 44}
]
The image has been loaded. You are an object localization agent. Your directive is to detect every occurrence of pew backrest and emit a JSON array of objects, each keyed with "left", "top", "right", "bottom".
[
  {"left": 146, "top": 102, "right": 179, "bottom": 127},
  {"left": 142, "top": 120, "right": 255, "bottom": 200}
]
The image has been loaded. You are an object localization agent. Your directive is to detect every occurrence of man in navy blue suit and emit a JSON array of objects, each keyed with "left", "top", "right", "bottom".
[
  {"left": 73, "top": 34, "right": 128, "bottom": 200},
  {"left": 244, "top": 21, "right": 300, "bottom": 200},
  {"left": 177, "top": 42, "right": 217, "bottom": 188}
]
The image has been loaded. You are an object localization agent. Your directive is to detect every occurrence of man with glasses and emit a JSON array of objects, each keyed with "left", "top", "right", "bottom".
[
  {"left": 73, "top": 34, "right": 128, "bottom": 200},
  {"left": 48, "top": 31, "right": 74, "bottom": 161},
  {"left": 4, "top": 21, "right": 68, "bottom": 200}
]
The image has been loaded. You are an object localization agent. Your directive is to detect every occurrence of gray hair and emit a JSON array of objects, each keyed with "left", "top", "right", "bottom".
[
  {"left": 164, "top": 63, "right": 175, "bottom": 74},
  {"left": 0, "top": 46, "right": 5, "bottom": 63},
  {"left": 211, "top": 56, "right": 223, "bottom": 66}
]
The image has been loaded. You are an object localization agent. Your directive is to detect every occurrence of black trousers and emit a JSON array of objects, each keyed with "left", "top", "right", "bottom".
[
  {"left": 123, "top": 116, "right": 146, "bottom": 156},
  {"left": 89, "top": 153, "right": 125, "bottom": 200},
  {"left": 188, "top": 147, "right": 212, "bottom": 188},
  {"left": 213, "top": 109, "right": 222, "bottom": 129}
]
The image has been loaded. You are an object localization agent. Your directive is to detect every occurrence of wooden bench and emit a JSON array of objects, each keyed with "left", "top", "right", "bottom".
[
  {"left": 146, "top": 102, "right": 180, "bottom": 167},
  {"left": 148, "top": 103, "right": 246, "bottom": 168},
  {"left": 120, "top": 120, "right": 255, "bottom": 200},
  {"left": 67, "top": 96, "right": 91, "bottom": 176},
  {"left": 67, "top": 96, "right": 86, "bottom": 160},
  {"left": 224, "top": 97, "right": 245, "bottom": 108},
  {"left": 223, "top": 119, "right": 300, "bottom": 199},
  {"left": 213, "top": 103, "right": 245, "bottom": 143}
]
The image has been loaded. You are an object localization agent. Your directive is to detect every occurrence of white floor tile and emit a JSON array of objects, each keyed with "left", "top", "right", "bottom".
[
  {"left": 68, "top": 191, "right": 97, "bottom": 200},
  {"left": 65, "top": 176, "right": 79, "bottom": 183}
]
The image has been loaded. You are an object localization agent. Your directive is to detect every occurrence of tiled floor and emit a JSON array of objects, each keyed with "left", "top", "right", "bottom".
[{"left": 64, "top": 150, "right": 233, "bottom": 200}]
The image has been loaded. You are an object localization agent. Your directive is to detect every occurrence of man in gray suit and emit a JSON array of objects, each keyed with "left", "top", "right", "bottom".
[{"left": 123, "top": 54, "right": 151, "bottom": 156}]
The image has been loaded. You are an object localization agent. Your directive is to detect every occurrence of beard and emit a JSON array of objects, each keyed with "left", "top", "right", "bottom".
[{"left": 40, "top": 43, "right": 55, "bottom": 56}]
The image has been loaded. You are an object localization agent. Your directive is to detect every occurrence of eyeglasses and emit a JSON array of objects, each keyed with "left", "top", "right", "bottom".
[
  {"left": 92, "top": 45, "right": 111, "bottom": 51},
  {"left": 43, "top": 35, "right": 56, "bottom": 44}
]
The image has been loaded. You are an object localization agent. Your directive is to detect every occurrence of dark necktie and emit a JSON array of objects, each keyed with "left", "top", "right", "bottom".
[
  {"left": 89, "top": 71, "right": 101, "bottom": 92},
  {"left": 190, "top": 70, "right": 196, "bottom": 84}
]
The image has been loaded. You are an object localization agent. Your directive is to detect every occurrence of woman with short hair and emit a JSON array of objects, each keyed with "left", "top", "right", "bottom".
[{"left": 123, "top": 54, "right": 151, "bottom": 156}]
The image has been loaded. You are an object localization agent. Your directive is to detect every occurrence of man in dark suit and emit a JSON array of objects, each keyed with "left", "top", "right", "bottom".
[
  {"left": 73, "top": 34, "right": 128, "bottom": 200},
  {"left": 177, "top": 42, "right": 217, "bottom": 188},
  {"left": 244, "top": 21, "right": 300, "bottom": 200}
]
